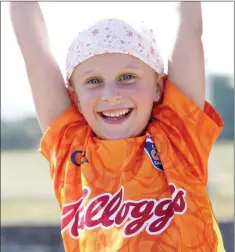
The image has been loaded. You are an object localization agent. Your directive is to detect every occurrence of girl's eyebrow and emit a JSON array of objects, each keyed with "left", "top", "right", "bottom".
[
  {"left": 82, "top": 70, "right": 95, "bottom": 76},
  {"left": 79, "top": 69, "right": 100, "bottom": 78},
  {"left": 119, "top": 65, "right": 143, "bottom": 75}
]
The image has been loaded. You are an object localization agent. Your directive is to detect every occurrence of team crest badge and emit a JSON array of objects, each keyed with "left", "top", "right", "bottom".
[{"left": 144, "top": 134, "right": 164, "bottom": 172}]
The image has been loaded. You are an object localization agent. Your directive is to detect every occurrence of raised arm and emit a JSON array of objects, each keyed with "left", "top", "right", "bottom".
[
  {"left": 10, "top": 2, "right": 71, "bottom": 132},
  {"left": 168, "top": 2, "right": 205, "bottom": 109}
]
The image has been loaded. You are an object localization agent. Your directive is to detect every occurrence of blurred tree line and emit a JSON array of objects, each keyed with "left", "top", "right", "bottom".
[
  {"left": 210, "top": 75, "right": 234, "bottom": 140},
  {"left": 1, "top": 116, "right": 42, "bottom": 150},
  {"left": 1, "top": 74, "right": 234, "bottom": 150}
]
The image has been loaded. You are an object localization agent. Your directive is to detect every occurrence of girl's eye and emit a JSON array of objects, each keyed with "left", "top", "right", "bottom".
[
  {"left": 87, "top": 78, "right": 102, "bottom": 84},
  {"left": 119, "top": 74, "right": 134, "bottom": 81}
]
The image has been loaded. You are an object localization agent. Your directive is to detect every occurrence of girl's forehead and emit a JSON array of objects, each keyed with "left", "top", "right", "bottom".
[
  {"left": 73, "top": 53, "right": 150, "bottom": 77},
  {"left": 78, "top": 53, "right": 144, "bottom": 69}
]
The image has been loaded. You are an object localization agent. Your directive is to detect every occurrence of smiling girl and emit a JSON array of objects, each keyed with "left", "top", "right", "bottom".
[{"left": 10, "top": 2, "right": 225, "bottom": 252}]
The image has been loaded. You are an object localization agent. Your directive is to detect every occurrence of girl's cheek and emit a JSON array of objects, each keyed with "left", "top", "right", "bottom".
[
  {"left": 80, "top": 93, "right": 99, "bottom": 113},
  {"left": 131, "top": 86, "right": 151, "bottom": 99}
]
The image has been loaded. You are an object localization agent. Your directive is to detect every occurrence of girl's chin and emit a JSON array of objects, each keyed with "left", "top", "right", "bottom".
[
  {"left": 93, "top": 127, "right": 146, "bottom": 140},
  {"left": 94, "top": 128, "right": 134, "bottom": 140}
]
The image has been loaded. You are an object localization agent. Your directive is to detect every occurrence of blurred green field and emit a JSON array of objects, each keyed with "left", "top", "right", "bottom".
[{"left": 1, "top": 142, "right": 234, "bottom": 225}]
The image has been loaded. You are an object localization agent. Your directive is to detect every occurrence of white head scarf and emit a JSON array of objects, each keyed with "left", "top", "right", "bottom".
[{"left": 66, "top": 18, "right": 164, "bottom": 80}]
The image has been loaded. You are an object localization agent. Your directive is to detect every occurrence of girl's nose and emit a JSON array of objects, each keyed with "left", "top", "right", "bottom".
[
  {"left": 101, "top": 81, "right": 122, "bottom": 103},
  {"left": 101, "top": 95, "right": 122, "bottom": 103}
]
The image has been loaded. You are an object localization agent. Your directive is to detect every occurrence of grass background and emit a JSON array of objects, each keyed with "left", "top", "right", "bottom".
[{"left": 1, "top": 142, "right": 234, "bottom": 225}]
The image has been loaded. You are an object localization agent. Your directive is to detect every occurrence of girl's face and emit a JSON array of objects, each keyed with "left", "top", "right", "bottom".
[{"left": 70, "top": 53, "right": 164, "bottom": 140}]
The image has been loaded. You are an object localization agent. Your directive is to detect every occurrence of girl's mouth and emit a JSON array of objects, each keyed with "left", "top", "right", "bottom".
[{"left": 98, "top": 108, "right": 133, "bottom": 123}]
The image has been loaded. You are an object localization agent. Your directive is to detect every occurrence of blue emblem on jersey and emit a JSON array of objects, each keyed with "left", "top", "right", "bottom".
[{"left": 144, "top": 134, "right": 164, "bottom": 172}]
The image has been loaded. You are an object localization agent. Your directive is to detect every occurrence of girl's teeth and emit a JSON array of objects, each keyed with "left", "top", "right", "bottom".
[{"left": 102, "top": 109, "right": 130, "bottom": 117}]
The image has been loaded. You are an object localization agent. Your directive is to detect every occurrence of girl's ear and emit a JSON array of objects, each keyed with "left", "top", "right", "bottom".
[
  {"left": 66, "top": 80, "right": 80, "bottom": 110},
  {"left": 154, "top": 73, "right": 167, "bottom": 103}
]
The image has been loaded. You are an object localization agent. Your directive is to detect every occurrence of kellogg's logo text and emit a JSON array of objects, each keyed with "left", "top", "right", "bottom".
[{"left": 61, "top": 183, "right": 187, "bottom": 239}]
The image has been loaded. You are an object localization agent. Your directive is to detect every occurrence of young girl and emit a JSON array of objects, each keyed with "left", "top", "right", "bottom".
[{"left": 10, "top": 2, "right": 225, "bottom": 252}]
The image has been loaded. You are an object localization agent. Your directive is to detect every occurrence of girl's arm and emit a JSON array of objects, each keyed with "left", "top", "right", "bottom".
[
  {"left": 168, "top": 2, "right": 205, "bottom": 109},
  {"left": 10, "top": 2, "right": 71, "bottom": 132}
]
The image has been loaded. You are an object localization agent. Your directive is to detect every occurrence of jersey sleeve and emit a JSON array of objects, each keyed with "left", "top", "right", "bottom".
[
  {"left": 151, "top": 79, "right": 224, "bottom": 181},
  {"left": 39, "top": 106, "right": 88, "bottom": 181}
]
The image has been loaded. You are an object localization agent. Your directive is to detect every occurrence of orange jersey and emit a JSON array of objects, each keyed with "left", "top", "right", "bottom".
[{"left": 40, "top": 80, "right": 225, "bottom": 252}]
